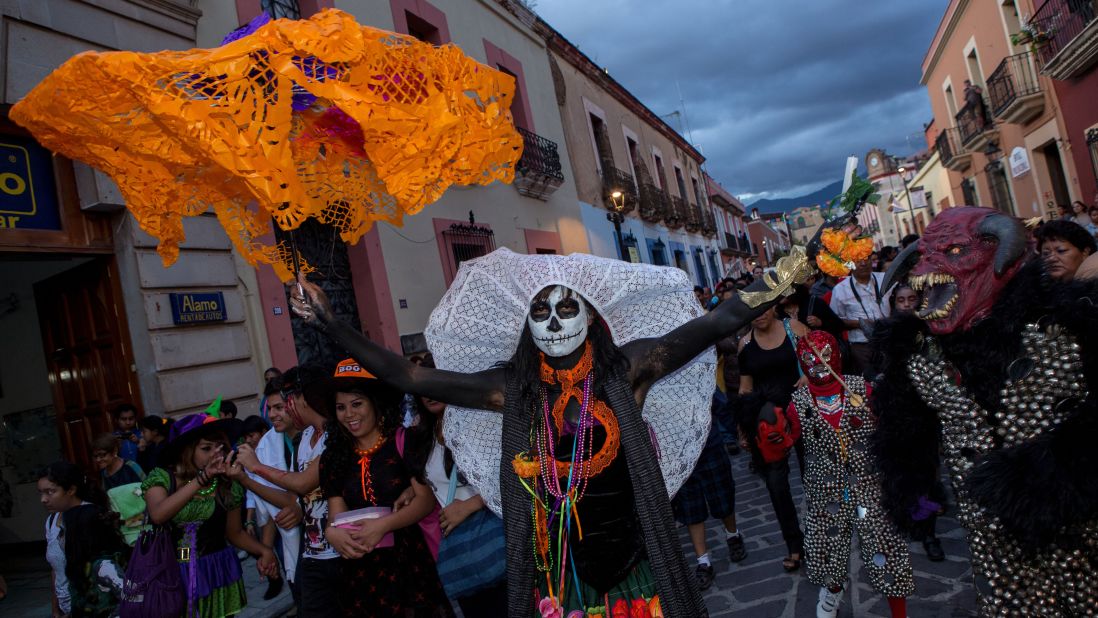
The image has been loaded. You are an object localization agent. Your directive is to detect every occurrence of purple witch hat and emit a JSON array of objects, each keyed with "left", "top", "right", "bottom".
[{"left": 158, "top": 410, "right": 244, "bottom": 467}]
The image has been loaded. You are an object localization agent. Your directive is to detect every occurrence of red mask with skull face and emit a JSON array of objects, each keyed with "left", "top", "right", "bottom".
[
  {"left": 797, "top": 330, "right": 843, "bottom": 389},
  {"left": 904, "top": 207, "right": 1029, "bottom": 335}
]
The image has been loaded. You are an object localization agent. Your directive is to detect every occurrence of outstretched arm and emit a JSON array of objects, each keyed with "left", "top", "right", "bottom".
[
  {"left": 625, "top": 218, "right": 860, "bottom": 396},
  {"left": 291, "top": 275, "right": 505, "bottom": 412},
  {"left": 623, "top": 286, "right": 774, "bottom": 396}
]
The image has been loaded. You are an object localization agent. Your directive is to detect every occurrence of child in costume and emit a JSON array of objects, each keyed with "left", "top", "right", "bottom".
[{"left": 790, "top": 330, "right": 913, "bottom": 618}]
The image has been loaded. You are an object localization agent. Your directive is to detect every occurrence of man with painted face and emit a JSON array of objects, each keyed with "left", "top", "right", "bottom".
[
  {"left": 788, "top": 330, "right": 913, "bottom": 618},
  {"left": 873, "top": 206, "right": 1098, "bottom": 616},
  {"left": 287, "top": 244, "right": 821, "bottom": 617}
]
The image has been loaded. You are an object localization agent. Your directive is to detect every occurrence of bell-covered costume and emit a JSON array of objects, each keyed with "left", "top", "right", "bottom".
[
  {"left": 874, "top": 207, "right": 1098, "bottom": 617},
  {"left": 789, "top": 330, "right": 913, "bottom": 611}
]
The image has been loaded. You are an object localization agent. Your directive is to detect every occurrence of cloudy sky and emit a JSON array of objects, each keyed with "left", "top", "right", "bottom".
[{"left": 535, "top": 0, "right": 949, "bottom": 202}]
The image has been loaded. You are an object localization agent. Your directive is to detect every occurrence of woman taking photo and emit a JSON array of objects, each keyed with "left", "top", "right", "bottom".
[
  {"left": 142, "top": 413, "right": 278, "bottom": 617},
  {"left": 37, "top": 461, "right": 127, "bottom": 617},
  {"left": 320, "top": 360, "right": 450, "bottom": 617}
]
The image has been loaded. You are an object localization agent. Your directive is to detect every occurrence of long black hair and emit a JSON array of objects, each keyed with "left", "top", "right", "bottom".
[
  {"left": 39, "top": 462, "right": 126, "bottom": 582},
  {"left": 321, "top": 377, "right": 406, "bottom": 488},
  {"left": 401, "top": 357, "right": 458, "bottom": 484}
]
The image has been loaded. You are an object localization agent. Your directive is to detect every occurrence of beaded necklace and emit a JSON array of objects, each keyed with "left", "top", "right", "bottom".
[
  {"left": 511, "top": 342, "right": 622, "bottom": 606},
  {"left": 195, "top": 478, "right": 218, "bottom": 498},
  {"left": 355, "top": 435, "right": 386, "bottom": 505}
]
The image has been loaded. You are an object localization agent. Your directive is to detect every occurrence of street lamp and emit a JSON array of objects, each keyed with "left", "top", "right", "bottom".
[
  {"left": 897, "top": 165, "right": 918, "bottom": 234},
  {"left": 607, "top": 189, "right": 627, "bottom": 261}
]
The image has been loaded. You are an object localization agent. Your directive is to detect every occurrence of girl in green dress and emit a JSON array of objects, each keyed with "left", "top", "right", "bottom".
[{"left": 142, "top": 413, "right": 278, "bottom": 617}]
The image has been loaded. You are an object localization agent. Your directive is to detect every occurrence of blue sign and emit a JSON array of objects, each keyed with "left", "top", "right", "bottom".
[
  {"left": 169, "top": 292, "right": 227, "bottom": 325},
  {"left": 0, "top": 137, "right": 61, "bottom": 231}
]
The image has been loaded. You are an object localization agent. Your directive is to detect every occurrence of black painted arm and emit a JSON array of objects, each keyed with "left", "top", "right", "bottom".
[
  {"left": 624, "top": 278, "right": 776, "bottom": 391},
  {"left": 292, "top": 277, "right": 506, "bottom": 412}
]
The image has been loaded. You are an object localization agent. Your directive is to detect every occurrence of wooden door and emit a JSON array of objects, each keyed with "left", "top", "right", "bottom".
[{"left": 34, "top": 257, "right": 140, "bottom": 468}]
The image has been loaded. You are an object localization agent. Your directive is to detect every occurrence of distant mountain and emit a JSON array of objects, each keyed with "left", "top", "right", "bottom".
[{"left": 748, "top": 181, "right": 844, "bottom": 215}]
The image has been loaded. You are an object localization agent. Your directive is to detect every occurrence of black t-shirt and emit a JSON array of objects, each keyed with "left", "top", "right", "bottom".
[{"left": 738, "top": 327, "right": 800, "bottom": 407}]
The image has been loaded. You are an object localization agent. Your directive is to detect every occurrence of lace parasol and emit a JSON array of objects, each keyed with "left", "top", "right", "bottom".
[{"left": 425, "top": 248, "right": 716, "bottom": 515}]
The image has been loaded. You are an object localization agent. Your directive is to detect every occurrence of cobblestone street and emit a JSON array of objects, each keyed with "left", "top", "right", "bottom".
[{"left": 686, "top": 449, "right": 978, "bottom": 617}]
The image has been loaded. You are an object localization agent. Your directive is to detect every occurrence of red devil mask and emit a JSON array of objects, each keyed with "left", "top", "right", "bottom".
[
  {"left": 797, "top": 330, "right": 842, "bottom": 388},
  {"left": 903, "top": 207, "right": 1029, "bottom": 335}
]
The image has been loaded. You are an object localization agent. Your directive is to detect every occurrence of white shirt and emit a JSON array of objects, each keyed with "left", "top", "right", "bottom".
[
  {"left": 298, "top": 426, "right": 339, "bottom": 561},
  {"left": 424, "top": 441, "right": 477, "bottom": 506},
  {"left": 829, "top": 272, "right": 891, "bottom": 343},
  {"left": 45, "top": 513, "right": 70, "bottom": 614},
  {"left": 247, "top": 427, "right": 301, "bottom": 580}
]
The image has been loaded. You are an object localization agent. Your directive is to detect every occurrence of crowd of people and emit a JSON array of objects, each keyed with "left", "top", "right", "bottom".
[{"left": 32, "top": 210, "right": 1098, "bottom": 618}]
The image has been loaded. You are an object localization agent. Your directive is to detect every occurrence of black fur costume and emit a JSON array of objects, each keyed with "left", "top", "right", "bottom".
[{"left": 872, "top": 260, "right": 1098, "bottom": 616}]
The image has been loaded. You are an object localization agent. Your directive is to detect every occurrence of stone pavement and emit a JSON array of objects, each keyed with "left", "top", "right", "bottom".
[
  {"left": 685, "top": 448, "right": 979, "bottom": 617},
  {"left": 1, "top": 547, "right": 293, "bottom": 617}
]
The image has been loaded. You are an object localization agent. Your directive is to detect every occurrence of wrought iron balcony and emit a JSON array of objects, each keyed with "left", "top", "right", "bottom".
[
  {"left": 701, "top": 207, "right": 717, "bottom": 237},
  {"left": 987, "top": 52, "right": 1045, "bottom": 125},
  {"left": 601, "top": 165, "right": 637, "bottom": 214},
  {"left": 514, "top": 127, "right": 565, "bottom": 201},
  {"left": 665, "top": 195, "right": 686, "bottom": 230},
  {"left": 1032, "top": 0, "right": 1098, "bottom": 79},
  {"left": 684, "top": 200, "right": 702, "bottom": 234},
  {"left": 638, "top": 183, "right": 669, "bottom": 223},
  {"left": 935, "top": 127, "right": 972, "bottom": 172},
  {"left": 955, "top": 100, "right": 997, "bottom": 150}
]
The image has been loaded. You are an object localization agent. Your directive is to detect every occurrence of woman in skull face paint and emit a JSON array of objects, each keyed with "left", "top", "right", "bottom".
[
  {"left": 288, "top": 255, "right": 802, "bottom": 617},
  {"left": 789, "top": 330, "right": 913, "bottom": 618}
]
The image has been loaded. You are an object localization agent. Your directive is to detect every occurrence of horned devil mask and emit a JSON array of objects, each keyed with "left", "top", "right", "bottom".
[{"left": 527, "top": 285, "right": 589, "bottom": 357}]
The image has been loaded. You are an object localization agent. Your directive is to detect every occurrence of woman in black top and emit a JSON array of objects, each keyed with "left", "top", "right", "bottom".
[
  {"left": 737, "top": 306, "right": 807, "bottom": 572},
  {"left": 319, "top": 366, "right": 450, "bottom": 617}
]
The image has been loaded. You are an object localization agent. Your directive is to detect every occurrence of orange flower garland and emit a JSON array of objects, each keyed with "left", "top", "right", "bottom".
[{"left": 815, "top": 228, "right": 875, "bottom": 277}]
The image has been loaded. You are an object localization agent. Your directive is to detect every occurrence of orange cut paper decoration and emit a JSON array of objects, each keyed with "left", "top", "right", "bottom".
[{"left": 9, "top": 9, "right": 522, "bottom": 281}]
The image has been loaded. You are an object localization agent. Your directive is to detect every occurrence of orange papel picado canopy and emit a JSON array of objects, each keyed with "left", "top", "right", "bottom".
[{"left": 10, "top": 9, "right": 522, "bottom": 281}]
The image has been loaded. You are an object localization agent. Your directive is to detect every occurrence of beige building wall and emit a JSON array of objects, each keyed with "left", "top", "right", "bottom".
[
  {"left": 325, "top": 0, "right": 586, "bottom": 341},
  {"left": 922, "top": 0, "right": 1079, "bottom": 218},
  {"left": 548, "top": 38, "right": 724, "bottom": 285}
]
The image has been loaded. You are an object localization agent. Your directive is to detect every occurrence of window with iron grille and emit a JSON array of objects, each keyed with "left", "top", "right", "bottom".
[
  {"left": 440, "top": 221, "right": 495, "bottom": 285},
  {"left": 263, "top": 0, "right": 301, "bottom": 19},
  {"left": 986, "top": 163, "right": 1016, "bottom": 215}
]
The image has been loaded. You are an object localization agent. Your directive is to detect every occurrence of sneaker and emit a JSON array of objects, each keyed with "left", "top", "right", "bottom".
[
  {"left": 924, "top": 537, "right": 945, "bottom": 562},
  {"left": 695, "top": 563, "right": 715, "bottom": 591},
  {"left": 816, "top": 586, "right": 842, "bottom": 618},
  {"left": 726, "top": 534, "right": 747, "bottom": 562}
]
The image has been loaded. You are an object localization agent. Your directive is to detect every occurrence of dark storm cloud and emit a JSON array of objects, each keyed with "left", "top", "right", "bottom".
[{"left": 536, "top": 0, "right": 948, "bottom": 201}]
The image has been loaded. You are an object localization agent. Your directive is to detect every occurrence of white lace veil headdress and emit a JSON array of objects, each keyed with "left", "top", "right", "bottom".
[{"left": 424, "top": 247, "right": 716, "bottom": 515}]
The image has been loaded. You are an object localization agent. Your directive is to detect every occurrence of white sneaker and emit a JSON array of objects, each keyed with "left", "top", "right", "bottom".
[{"left": 816, "top": 586, "right": 842, "bottom": 618}]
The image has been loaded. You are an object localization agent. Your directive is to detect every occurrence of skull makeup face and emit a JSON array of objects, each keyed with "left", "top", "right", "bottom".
[
  {"left": 527, "top": 285, "right": 590, "bottom": 357},
  {"left": 796, "top": 330, "right": 843, "bottom": 387}
]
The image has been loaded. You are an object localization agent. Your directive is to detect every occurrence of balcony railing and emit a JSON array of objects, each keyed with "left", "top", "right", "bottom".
[
  {"left": 987, "top": 52, "right": 1045, "bottom": 124},
  {"left": 701, "top": 207, "right": 717, "bottom": 237},
  {"left": 955, "top": 100, "right": 995, "bottom": 147},
  {"left": 601, "top": 165, "right": 637, "bottom": 214},
  {"left": 514, "top": 127, "right": 565, "bottom": 200},
  {"left": 1032, "top": 0, "right": 1098, "bottom": 78},
  {"left": 683, "top": 200, "right": 702, "bottom": 234},
  {"left": 638, "top": 183, "right": 669, "bottom": 223},
  {"left": 665, "top": 196, "right": 686, "bottom": 230},
  {"left": 935, "top": 127, "right": 965, "bottom": 169}
]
